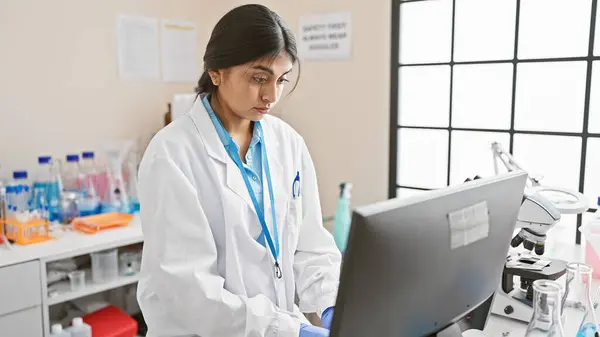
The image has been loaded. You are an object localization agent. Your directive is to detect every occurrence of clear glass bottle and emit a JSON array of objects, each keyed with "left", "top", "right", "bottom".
[
  {"left": 562, "top": 262, "right": 599, "bottom": 337},
  {"left": 525, "top": 279, "right": 565, "bottom": 337}
]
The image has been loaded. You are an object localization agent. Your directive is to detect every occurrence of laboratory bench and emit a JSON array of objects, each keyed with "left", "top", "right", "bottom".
[{"left": 0, "top": 215, "right": 143, "bottom": 337}]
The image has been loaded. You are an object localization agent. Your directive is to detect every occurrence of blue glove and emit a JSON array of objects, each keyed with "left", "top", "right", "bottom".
[
  {"left": 299, "top": 323, "right": 329, "bottom": 337},
  {"left": 321, "top": 306, "right": 335, "bottom": 330}
]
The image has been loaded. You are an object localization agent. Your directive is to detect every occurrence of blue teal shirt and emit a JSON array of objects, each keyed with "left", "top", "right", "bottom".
[{"left": 202, "top": 95, "right": 266, "bottom": 246}]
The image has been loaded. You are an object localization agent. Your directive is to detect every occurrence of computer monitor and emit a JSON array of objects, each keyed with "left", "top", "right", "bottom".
[{"left": 329, "top": 171, "right": 528, "bottom": 337}]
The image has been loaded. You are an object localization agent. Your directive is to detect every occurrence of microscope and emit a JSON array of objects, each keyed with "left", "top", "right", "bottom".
[{"left": 484, "top": 142, "right": 590, "bottom": 322}]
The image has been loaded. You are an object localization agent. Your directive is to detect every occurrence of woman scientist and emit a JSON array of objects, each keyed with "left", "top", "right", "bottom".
[{"left": 137, "top": 4, "right": 342, "bottom": 337}]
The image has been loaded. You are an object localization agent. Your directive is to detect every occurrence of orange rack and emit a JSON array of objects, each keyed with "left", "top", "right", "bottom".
[
  {"left": 3, "top": 217, "right": 53, "bottom": 245},
  {"left": 71, "top": 213, "right": 134, "bottom": 234}
]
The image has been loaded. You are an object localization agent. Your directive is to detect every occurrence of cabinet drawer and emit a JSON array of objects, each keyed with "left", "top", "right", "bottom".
[
  {"left": 0, "top": 261, "right": 41, "bottom": 316},
  {"left": 0, "top": 306, "right": 43, "bottom": 337}
]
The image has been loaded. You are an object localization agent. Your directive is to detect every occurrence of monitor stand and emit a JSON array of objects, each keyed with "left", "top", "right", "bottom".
[{"left": 434, "top": 323, "right": 463, "bottom": 337}]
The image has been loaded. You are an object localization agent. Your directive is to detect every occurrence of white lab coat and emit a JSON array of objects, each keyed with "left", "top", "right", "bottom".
[{"left": 136, "top": 96, "right": 342, "bottom": 337}]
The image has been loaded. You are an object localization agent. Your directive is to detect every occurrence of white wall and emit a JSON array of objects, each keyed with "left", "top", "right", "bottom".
[
  {"left": 0, "top": 0, "right": 391, "bottom": 219},
  {"left": 0, "top": 0, "right": 214, "bottom": 175}
]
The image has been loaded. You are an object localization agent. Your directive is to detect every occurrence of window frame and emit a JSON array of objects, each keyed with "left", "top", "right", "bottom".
[{"left": 389, "top": 0, "right": 600, "bottom": 244}]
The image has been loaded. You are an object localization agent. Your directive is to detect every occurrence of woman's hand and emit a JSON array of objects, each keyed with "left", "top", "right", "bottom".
[
  {"left": 299, "top": 323, "right": 329, "bottom": 337},
  {"left": 321, "top": 307, "right": 334, "bottom": 330}
]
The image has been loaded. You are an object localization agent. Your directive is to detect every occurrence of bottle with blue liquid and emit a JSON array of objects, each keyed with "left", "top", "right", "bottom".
[
  {"left": 33, "top": 156, "right": 61, "bottom": 221},
  {"left": 333, "top": 182, "right": 352, "bottom": 253}
]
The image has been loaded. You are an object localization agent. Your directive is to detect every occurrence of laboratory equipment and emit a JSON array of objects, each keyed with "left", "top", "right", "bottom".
[
  {"left": 119, "top": 251, "right": 140, "bottom": 276},
  {"left": 59, "top": 191, "right": 79, "bottom": 224},
  {"left": 31, "top": 184, "right": 49, "bottom": 220},
  {"left": 50, "top": 323, "right": 72, "bottom": 337},
  {"left": 7, "top": 170, "right": 32, "bottom": 222},
  {"left": 561, "top": 262, "right": 598, "bottom": 336},
  {"left": 580, "top": 197, "right": 600, "bottom": 278},
  {"left": 488, "top": 142, "right": 591, "bottom": 323},
  {"left": 66, "top": 317, "right": 92, "bottom": 337},
  {"left": 62, "top": 154, "right": 83, "bottom": 193},
  {"left": 33, "top": 156, "right": 61, "bottom": 221},
  {"left": 91, "top": 248, "right": 118, "bottom": 284},
  {"left": 125, "top": 150, "right": 140, "bottom": 213},
  {"left": 79, "top": 152, "right": 101, "bottom": 216},
  {"left": 71, "top": 212, "right": 133, "bottom": 234},
  {"left": 333, "top": 182, "right": 352, "bottom": 252},
  {"left": 82, "top": 305, "right": 138, "bottom": 337},
  {"left": 329, "top": 171, "right": 528, "bottom": 337},
  {"left": 102, "top": 143, "right": 133, "bottom": 213},
  {"left": 524, "top": 279, "right": 565, "bottom": 337},
  {"left": 68, "top": 270, "right": 86, "bottom": 291}
]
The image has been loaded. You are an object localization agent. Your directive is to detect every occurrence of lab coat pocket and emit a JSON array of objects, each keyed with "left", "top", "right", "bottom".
[{"left": 287, "top": 197, "right": 303, "bottom": 252}]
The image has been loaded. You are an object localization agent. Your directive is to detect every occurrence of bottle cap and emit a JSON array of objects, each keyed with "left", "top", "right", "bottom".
[
  {"left": 13, "top": 171, "right": 27, "bottom": 179},
  {"left": 597, "top": 196, "right": 600, "bottom": 207},
  {"left": 72, "top": 317, "right": 83, "bottom": 326},
  {"left": 82, "top": 152, "right": 94, "bottom": 159},
  {"left": 66, "top": 154, "right": 79, "bottom": 162},
  {"left": 51, "top": 324, "right": 63, "bottom": 333},
  {"left": 38, "top": 156, "right": 52, "bottom": 164}
]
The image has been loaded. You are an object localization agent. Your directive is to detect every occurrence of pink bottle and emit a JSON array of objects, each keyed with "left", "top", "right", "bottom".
[{"left": 584, "top": 197, "right": 600, "bottom": 279}]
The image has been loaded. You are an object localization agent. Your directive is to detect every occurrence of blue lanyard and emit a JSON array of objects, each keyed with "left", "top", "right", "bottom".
[{"left": 218, "top": 121, "right": 282, "bottom": 278}]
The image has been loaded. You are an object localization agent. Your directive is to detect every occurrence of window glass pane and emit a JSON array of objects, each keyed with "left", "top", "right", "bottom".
[
  {"left": 584, "top": 137, "right": 600, "bottom": 209},
  {"left": 588, "top": 61, "right": 600, "bottom": 133},
  {"left": 396, "top": 188, "right": 429, "bottom": 199},
  {"left": 399, "top": 0, "right": 452, "bottom": 64},
  {"left": 518, "top": 0, "right": 591, "bottom": 59},
  {"left": 399, "top": 65, "right": 451, "bottom": 127},
  {"left": 454, "top": 0, "right": 516, "bottom": 62},
  {"left": 450, "top": 131, "right": 511, "bottom": 185},
  {"left": 544, "top": 214, "right": 577, "bottom": 251},
  {"left": 397, "top": 128, "right": 449, "bottom": 189},
  {"left": 515, "top": 62, "right": 587, "bottom": 132},
  {"left": 595, "top": 5, "right": 600, "bottom": 56},
  {"left": 452, "top": 63, "right": 513, "bottom": 129},
  {"left": 513, "top": 134, "right": 582, "bottom": 191}
]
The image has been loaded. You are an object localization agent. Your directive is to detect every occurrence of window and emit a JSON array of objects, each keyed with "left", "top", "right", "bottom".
[{"left": 390, "top": 0, "right": 600, "bottom": 244}]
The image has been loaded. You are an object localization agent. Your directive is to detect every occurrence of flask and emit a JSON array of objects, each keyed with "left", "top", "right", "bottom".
[
  {"left": 525, "top": 279, "right": 565, "bottom": 336},
  {"left": 333, "top": 182, "right": 352, "bottom": 252},
  {"left": 562, "top": 262, "right": 599, "bottom": 336}
]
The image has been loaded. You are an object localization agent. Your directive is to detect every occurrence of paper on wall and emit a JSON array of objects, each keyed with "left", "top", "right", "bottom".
[
  {"left": 117, "top": 15, "right": 160, "bottom": 80},
  {"left": 161, "top": 20, "right": 198, "bottom": 83},
  {"left": 299, "top": 12, "right": 352, "bottom": 60}
]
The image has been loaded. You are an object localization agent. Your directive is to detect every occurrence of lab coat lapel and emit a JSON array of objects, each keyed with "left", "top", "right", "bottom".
[
  {"left": 261, "top": 120, "right": 285, "bottom": 241},
  {"left": 189, "top": 97, "right": 254, "bottom": 211}
]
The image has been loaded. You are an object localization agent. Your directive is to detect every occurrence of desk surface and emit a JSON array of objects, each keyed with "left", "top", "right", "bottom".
[{"left": 0, "top": 215, "right": 143, "bottom": 267}]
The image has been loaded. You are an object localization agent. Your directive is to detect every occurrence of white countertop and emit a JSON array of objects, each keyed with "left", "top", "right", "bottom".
[{"left": 0, "top": 215, "right": 143, "bottom": 267}]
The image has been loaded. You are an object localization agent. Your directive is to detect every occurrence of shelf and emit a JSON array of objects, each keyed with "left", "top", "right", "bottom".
[{"left": 47, "top": 269, "right": 140, "bottom": 306}]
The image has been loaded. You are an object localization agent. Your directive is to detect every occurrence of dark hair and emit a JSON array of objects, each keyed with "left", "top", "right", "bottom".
[{"left": 196, "top": 4, "right": 300, "bottom": 94}]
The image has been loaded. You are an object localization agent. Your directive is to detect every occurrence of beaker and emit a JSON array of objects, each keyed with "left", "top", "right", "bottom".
[
  {"left": 525, "top": 279, "right": 565, "bottom": 336},
  {"left": 562, "top": 262, "right": 599, "bottom": 336},
  {"left": 68, "top": 270, "right": 85, "bottom": 291}
]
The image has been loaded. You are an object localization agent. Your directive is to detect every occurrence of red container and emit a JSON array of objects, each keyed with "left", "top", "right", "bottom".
[{"left": 82, "top": 305, "right": 138, "bottom": 337}]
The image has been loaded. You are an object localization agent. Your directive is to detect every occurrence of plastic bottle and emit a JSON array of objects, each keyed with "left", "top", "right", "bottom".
[
  {"left": 33, "top": 156, "right": 61, "bottom": 221},
  {"left": 126, "top": 153, "right": 140, "bottom": 213},
  {"left": 8, "top": 171, "right": 31, "bottom": 223},
  {"left": 66, "top": 317, "right": 91, "bottom": 337},
  {"left": 50, "top": 323, "right": 71, "bottom": 337},
  {"left": 79, "top": 152, "right": 101, "bottom": 216},
  {"left": 62, "top": 154, "right": 83, "bottom": 193},
  {"left": 333, "top": 182, "right": 353, "bottom": 253}
]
